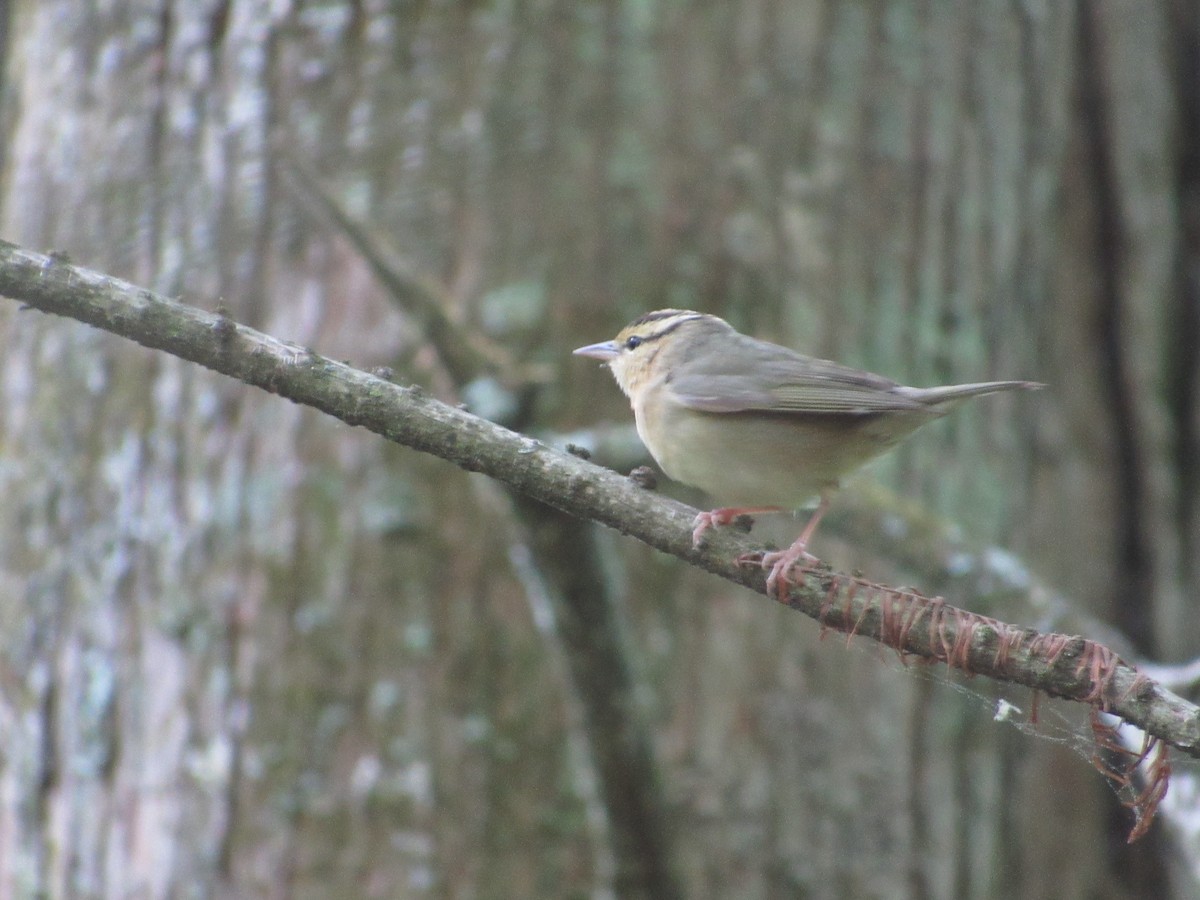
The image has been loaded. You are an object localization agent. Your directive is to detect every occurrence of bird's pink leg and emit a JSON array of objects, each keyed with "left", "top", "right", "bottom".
[
  {"left": 757, "top": 494, "right": 831, "bottom": 597},
  {"left": 691, "top": 506, "right": 784, "bottom": 547}
]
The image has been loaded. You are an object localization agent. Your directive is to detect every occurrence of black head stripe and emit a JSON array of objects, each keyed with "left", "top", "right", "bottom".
[
  {"left": 629, "top": 309, "right": 691, "bottom": 328},
  {"left": 625, "top": 311, "right": 705, "bottom": 347}
]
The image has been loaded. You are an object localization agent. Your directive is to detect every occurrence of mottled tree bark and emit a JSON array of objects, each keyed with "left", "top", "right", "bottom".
[{"left": 2, "top": 1, "right": 1198, "bottom": 897}]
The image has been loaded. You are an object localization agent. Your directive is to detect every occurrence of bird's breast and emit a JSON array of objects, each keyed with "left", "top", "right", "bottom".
[{"left": 634, "top": 388, "right": 933, "bottom": 508}]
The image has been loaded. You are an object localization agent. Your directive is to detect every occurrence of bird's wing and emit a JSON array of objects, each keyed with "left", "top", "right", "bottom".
[{"left": 667, "top": 338, "right": 924, "bottom": 415}]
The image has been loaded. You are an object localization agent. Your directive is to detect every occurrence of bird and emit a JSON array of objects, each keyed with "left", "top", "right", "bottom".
[{"left": 574, "top": 309, "right": 1042, "bottom": 595}]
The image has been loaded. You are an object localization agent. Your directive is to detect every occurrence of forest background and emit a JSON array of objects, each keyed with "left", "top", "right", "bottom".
[{"left": 1, "top": 1, "right": 1199, "bottom": 898}]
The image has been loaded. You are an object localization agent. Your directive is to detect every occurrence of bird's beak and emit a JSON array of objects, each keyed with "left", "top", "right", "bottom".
[{"left": 573, "top": 340, "right": 620, "bottom": 361}]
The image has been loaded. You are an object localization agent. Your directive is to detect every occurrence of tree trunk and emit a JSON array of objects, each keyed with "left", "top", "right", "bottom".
[{"left": 0, "top": 0, "right": 1194, "bottom": 896}]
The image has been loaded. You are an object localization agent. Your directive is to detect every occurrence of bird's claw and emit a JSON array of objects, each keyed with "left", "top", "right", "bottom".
[
  {"left": 692, "top": 506, "right": 780, "bottom": 548},
  {"left": 758, "top": 545, "right": 818, "bottom": 598},
  {"left": 691, "top": 511, "right": 719, "bottom": 548}
]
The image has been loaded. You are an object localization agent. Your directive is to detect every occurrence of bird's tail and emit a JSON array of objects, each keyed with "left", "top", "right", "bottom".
[{"left": 901, "top": 380, "right": 1044, "bottom": 407}]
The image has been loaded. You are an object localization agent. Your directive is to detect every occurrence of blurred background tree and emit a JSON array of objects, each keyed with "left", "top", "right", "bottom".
[{"left": 0, "top": 0, "right": 1197, "bottom": 897}]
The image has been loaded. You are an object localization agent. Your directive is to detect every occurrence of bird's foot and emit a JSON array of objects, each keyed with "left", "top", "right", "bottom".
[
  {"left": 691, "top": 506, "right": 783, "bottom": 548},
  {"left": 744, "top": 540, "right": 818, "bottom": 599}
]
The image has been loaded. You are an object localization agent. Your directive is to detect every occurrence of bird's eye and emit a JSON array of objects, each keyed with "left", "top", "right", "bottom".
[{"left": 624, "top": 335, "right": 644, "bottom": 351}]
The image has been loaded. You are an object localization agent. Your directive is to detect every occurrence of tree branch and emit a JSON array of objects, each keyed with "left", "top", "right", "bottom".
[
  {"left": 2, "top": 239, "right": 1198, "bottom": 770},
  {"left": 284, "top": 167, "right": 687, "bottom": 896},
  {"left": 281, "top": 156, "right": 547, "bottom": 389}
]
